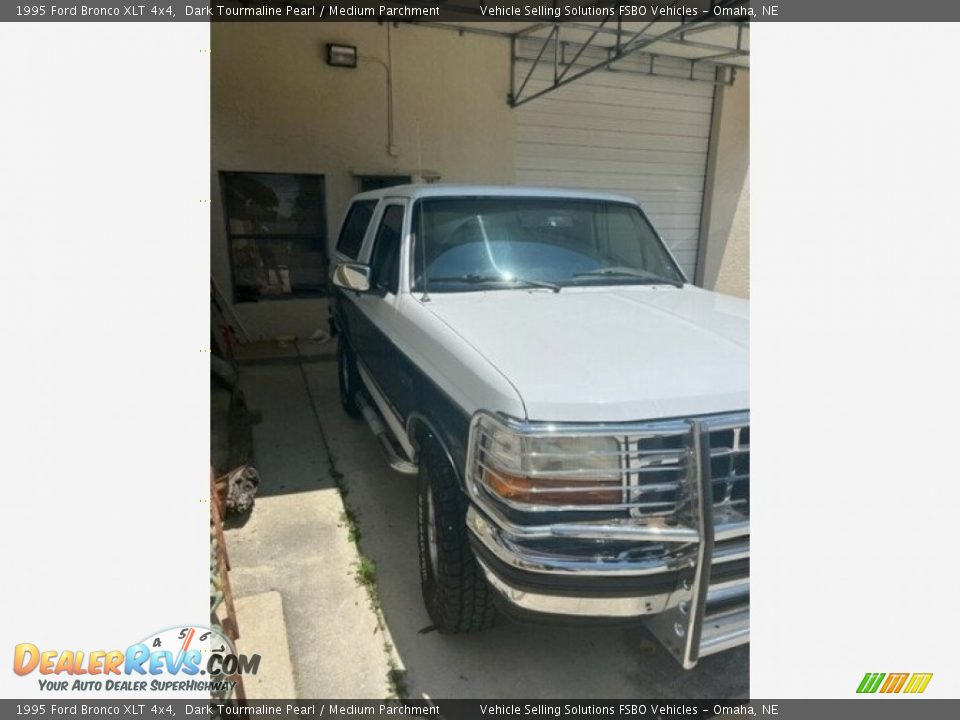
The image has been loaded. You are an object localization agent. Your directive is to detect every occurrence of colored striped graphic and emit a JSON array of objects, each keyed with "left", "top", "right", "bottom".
[
  {"left": 857, "top": 672, "right": 932, "bottom": 694},
  {"left": 856, "top": 672, "right": 885, "bottom": 693},
  {"left": 903, "top": 673, "right": 934, "bottom": 694}
]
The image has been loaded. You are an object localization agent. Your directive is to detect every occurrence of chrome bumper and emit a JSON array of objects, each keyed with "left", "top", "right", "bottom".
[{"left": 464, "top": 413, "right": 750, "bottom": 669}]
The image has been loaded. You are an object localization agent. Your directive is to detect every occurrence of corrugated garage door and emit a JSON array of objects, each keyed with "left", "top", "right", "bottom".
[{"left": 514, "top": 43, "right": 716, "bottom": 279}]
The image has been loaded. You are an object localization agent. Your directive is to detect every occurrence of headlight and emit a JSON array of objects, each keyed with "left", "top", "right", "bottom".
[{"left": 470, "top": 414, "right": 623, "bottom": 507}]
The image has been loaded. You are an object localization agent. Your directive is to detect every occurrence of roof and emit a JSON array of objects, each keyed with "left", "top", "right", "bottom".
[{"left": 351, "top": 184, "right": 639, "bottom": 204}]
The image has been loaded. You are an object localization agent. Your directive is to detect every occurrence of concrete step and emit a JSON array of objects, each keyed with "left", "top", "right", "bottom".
[{"left": 234, "top": 591, "right": 297, "bottom": 699}]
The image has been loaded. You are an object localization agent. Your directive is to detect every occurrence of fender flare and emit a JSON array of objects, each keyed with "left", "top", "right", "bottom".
[{"left": 406, "top": 412, "right": 465, "bottom": 488}]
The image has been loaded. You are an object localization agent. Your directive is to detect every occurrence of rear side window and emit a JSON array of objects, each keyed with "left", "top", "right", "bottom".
[
  {"left": 336, "top": 200, "right": 377, "bottom": 259},
  {"left": 369, "top": 205, "right": 405, "bottom": 295}
]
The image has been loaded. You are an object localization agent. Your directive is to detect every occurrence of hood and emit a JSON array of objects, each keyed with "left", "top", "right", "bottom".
[{"left": 423, "top": 285, "right": 748, "bottom": 422}]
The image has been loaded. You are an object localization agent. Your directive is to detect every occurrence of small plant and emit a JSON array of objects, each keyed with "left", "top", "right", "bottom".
[
  {"left": 339, "top": 507, "right": 361, "bottom": 543},
  {"left": 356, "top": 556, "right": 377, "bottom": 588}
]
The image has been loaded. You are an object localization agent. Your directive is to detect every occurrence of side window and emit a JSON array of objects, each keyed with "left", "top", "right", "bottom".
[
  {"left": 369, "top": 205, "right": 405, "bottom": 295},
  {"left": 336, "top": 200, "right": 377, "bottom": 260}
]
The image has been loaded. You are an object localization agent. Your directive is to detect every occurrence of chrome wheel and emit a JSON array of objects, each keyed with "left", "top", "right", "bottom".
[
  {"left": 340, "top": 346, "right": 349, "bottom": 390},
  {"left": 425, "top": 490, "right": 439, "bottom": 576}
]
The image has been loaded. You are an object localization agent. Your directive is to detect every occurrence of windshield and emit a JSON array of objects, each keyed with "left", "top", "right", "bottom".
[{"left": 411, "top": 197, "right": 684, "bottom": 292}]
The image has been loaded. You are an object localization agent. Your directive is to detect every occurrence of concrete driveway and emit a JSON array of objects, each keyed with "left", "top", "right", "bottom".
[
  {"left": 301, "top": 351, "right": 749, "bottom": 700},
  {"left": 224, "top": 361, "right": 392, "bottom": 699}
]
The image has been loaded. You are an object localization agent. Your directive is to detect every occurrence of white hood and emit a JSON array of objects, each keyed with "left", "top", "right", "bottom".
[{"left": 423, "top": 285, "right": 748, "bottom": 422}]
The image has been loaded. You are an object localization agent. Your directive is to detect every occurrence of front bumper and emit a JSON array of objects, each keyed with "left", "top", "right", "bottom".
[{"left": 464, "top": 412, "right": 750, "bottom": 669}]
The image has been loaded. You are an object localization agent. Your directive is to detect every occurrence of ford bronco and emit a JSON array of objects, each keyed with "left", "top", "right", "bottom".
[{"left": 330, "top": 186, "right": 748, "bottom": 668}]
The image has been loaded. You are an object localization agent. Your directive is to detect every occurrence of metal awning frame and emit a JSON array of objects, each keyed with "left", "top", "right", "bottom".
[
  {"left": 411, "top": 16, "right": 749, "bottom": 108},
  {"left": 508, "top": 19, "right": 744, "bottom": 107}
]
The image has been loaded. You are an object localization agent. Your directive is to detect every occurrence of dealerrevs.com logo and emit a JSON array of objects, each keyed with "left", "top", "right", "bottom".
[
  {"left": 13, "top": 625, "right": 260, "bottom": 693},
  {"left": 857, "top": 672, "right": 933, "bottom": 694}
]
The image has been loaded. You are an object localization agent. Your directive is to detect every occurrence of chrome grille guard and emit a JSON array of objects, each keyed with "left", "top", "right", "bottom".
[{"left": 464, "top": 411, "right": 750, "bottom": 669}]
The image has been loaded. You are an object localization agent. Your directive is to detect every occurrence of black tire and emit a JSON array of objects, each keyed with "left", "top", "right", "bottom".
[
  {"left": 337, "top": 338, "right": 362, "bottom": 419},
  {"left": 417, "top": 435, "right": 497, "bottom": 633}
]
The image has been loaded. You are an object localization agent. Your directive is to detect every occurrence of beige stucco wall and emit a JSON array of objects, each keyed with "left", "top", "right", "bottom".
[
  {"left": 211, "top": 23, "right": 516, "bottom": 339},
  {"left": 697, "top": 69, "right": 750, "bottom": 299}
]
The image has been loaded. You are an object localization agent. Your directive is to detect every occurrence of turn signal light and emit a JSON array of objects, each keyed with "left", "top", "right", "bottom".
[{"left": 483, "top": 468, "right": 621, "bottom": 506}]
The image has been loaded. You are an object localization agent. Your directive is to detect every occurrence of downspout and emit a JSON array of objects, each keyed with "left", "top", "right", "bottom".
[{"left": 360, "top": 24, "right": 399, "bottom": 157}]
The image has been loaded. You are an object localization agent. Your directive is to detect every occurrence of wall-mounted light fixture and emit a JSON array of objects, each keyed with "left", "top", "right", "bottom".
[
  {"left": 326, "top": 43, "right": 358, "bottom": 68},
  {"left": 324, "top": 29, "right": 398, "bottom": 158}
]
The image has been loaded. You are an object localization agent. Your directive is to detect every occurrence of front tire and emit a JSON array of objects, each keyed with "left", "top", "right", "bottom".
[
  {"left": 417, "top": 436, "right": 497, "bottom": 633},
  {"left": 337, "top": 338, "right": 362, "bottom": 419}
]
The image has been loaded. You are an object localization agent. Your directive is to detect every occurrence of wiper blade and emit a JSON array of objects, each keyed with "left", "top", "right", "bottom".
[
  {"left": 573, "top": 268, "right": 683, "bottom": 288},
  {"left": 427, "top": 273, "right": 562, "bottom": 293}
]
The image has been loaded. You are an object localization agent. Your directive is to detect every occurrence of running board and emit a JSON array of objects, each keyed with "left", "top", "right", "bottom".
[{"left": 355, "top": 393, "right": 418, "bottom": 475}]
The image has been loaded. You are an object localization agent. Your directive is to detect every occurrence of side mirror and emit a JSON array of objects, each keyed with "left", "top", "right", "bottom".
[{"left": 332, "top": 263, "right": 372, "bottom": 293}]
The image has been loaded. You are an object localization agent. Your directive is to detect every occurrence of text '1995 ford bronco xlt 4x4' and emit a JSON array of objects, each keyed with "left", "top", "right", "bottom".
[{"left": 330, "top": 186, "right": 748, "bottom": 669}]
